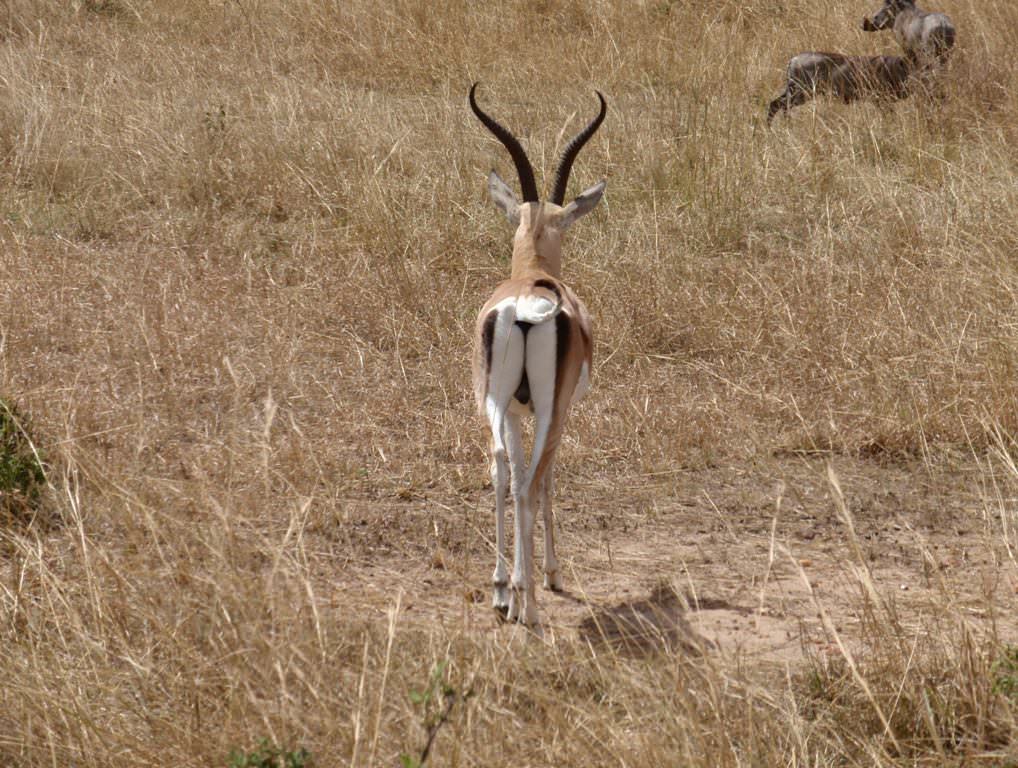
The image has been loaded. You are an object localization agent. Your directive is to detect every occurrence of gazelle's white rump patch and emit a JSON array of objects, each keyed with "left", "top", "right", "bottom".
[{"left": 483, "top": 311, "right": 525, "bottom": 453}]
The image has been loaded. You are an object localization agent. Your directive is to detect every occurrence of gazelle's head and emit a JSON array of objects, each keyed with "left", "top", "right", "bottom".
[
  {"left": 862, "top": 0, "right": 915, "bottom": 31},
  {"left": 469, "top": 83, "right": 606, "bottom": 276}
]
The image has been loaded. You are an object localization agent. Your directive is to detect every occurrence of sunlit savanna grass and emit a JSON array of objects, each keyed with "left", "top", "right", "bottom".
[{"left": 3, "top": 0, "right": 1018, "bottom": 764}]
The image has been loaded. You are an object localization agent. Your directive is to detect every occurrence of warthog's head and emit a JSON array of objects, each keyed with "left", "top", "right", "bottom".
[{"left": 862, "top": 0, "right": 915, "bottom": 31}]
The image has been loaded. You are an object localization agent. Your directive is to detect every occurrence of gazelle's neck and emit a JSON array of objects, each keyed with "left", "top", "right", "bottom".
[
  {"left": 510, "top": 201, "right": 563, "bottom": 279},
  {"left": 510, "top": 243, "right": 560, "bottom": 279}
]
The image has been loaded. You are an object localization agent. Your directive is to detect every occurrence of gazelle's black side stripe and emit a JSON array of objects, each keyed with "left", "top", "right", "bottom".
[
  {"left": 482, "top": 310, "right": 497, "bottom": 373},
  {"left": 555, "top": 312, "right": 571, "bottom": 370}
]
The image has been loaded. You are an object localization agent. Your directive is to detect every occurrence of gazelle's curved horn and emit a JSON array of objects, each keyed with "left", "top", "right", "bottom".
[
  {"left": 550, "top": 91, "right": 607, "bottom": 206},
  {"left": 469, "top": 82, "right": 539, "bottom": 203}
]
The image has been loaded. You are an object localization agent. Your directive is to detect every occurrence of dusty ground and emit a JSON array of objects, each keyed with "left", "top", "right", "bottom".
[{"left": 333, "top": 455, "right": 1017, "bottom": 663}]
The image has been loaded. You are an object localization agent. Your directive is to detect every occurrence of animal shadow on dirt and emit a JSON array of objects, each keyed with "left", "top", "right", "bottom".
[{"left": 577, "top": 582, "right": 732, "bottom": 657}]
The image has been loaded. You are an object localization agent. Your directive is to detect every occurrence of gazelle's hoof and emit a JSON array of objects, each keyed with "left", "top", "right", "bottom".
[
  {"left": 543, "top": 571, "right": 564, "bottom": 592},
  {"left": 507, "top": 589, "right": 539, "bottom": 627},
  {"left": 493, "top": 584, "right": 510, "bottom": 619}
]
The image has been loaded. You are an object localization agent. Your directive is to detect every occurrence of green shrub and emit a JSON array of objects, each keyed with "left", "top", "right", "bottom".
[
  {"left": 0, "top": 399, "right": 46, "bottom": 525},
  {"left": 992, "top": 645, "right": 1018, "bottom": 704},
  {"left": 227, "top": 739, "right": 311, "bottom": 768}
]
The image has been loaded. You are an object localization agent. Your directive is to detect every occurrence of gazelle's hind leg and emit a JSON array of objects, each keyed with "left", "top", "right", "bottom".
[
  {"left": 506, "top": 476, "right": 537, "bottom": 626},
  {"left": 490, "top": 444, "right": 510, "bottom": 615},
  {"left": 508, "top": 321, "right": 557, "bottom": 626},
  {"left": 494, "top": 411, "right": 525, "bottom": 616},
  {"left": 539, "top": 462, "right": 563, "bottom": 592},
  {"left": 485, "top": 323, "right": 525, "bottom": 617},
  {"left": 506, "top": 437, "right": 538, "bottom": 626}
]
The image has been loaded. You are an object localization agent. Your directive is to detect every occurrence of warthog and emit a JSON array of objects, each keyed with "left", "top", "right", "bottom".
[
  {"left": 767, "top": 52, "right": 911, "bottom": 124},
  {"left": 862, "top": 0, "right": 955, "bottom": 68}
]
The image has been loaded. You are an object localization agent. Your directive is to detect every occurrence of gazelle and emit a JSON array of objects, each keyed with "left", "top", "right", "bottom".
[{"left": 469, "top": 83, "right": 606, "bottom": 626}]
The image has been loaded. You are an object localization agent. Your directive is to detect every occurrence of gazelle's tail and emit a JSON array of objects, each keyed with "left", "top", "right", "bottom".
[{"left": 514, "top": 293, "right": 562, "bottom": 324}]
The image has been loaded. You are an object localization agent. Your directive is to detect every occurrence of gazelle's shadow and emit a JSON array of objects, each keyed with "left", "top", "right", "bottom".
[
  {"left": 576, "top": 582, "right": 717, "bottom": 657},
  {"left": 549, "top": 587, "right": 588, "bottom": 606}
]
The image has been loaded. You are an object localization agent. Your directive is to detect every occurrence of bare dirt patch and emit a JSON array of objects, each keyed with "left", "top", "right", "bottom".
[{"left": 329, "top": 455, "right": 1018, "bottom": 668}]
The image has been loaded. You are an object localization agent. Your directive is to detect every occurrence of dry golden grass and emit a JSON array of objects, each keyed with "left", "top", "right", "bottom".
[{"left": 4, "top": 0, "right": 1018, "bottom": 765}]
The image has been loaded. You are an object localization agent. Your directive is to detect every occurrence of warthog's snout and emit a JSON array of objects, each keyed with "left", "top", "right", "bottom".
[{"left": 862, "top": 8, "right": 894, "bottom": 31}]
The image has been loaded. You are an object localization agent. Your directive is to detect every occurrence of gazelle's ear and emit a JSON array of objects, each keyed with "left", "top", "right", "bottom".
[
  {"left": 557, "top": 180, "right": 606, "bottom": 230},
  {"left": 488, "top": 170, "right": 521, "bottom": 226}
]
